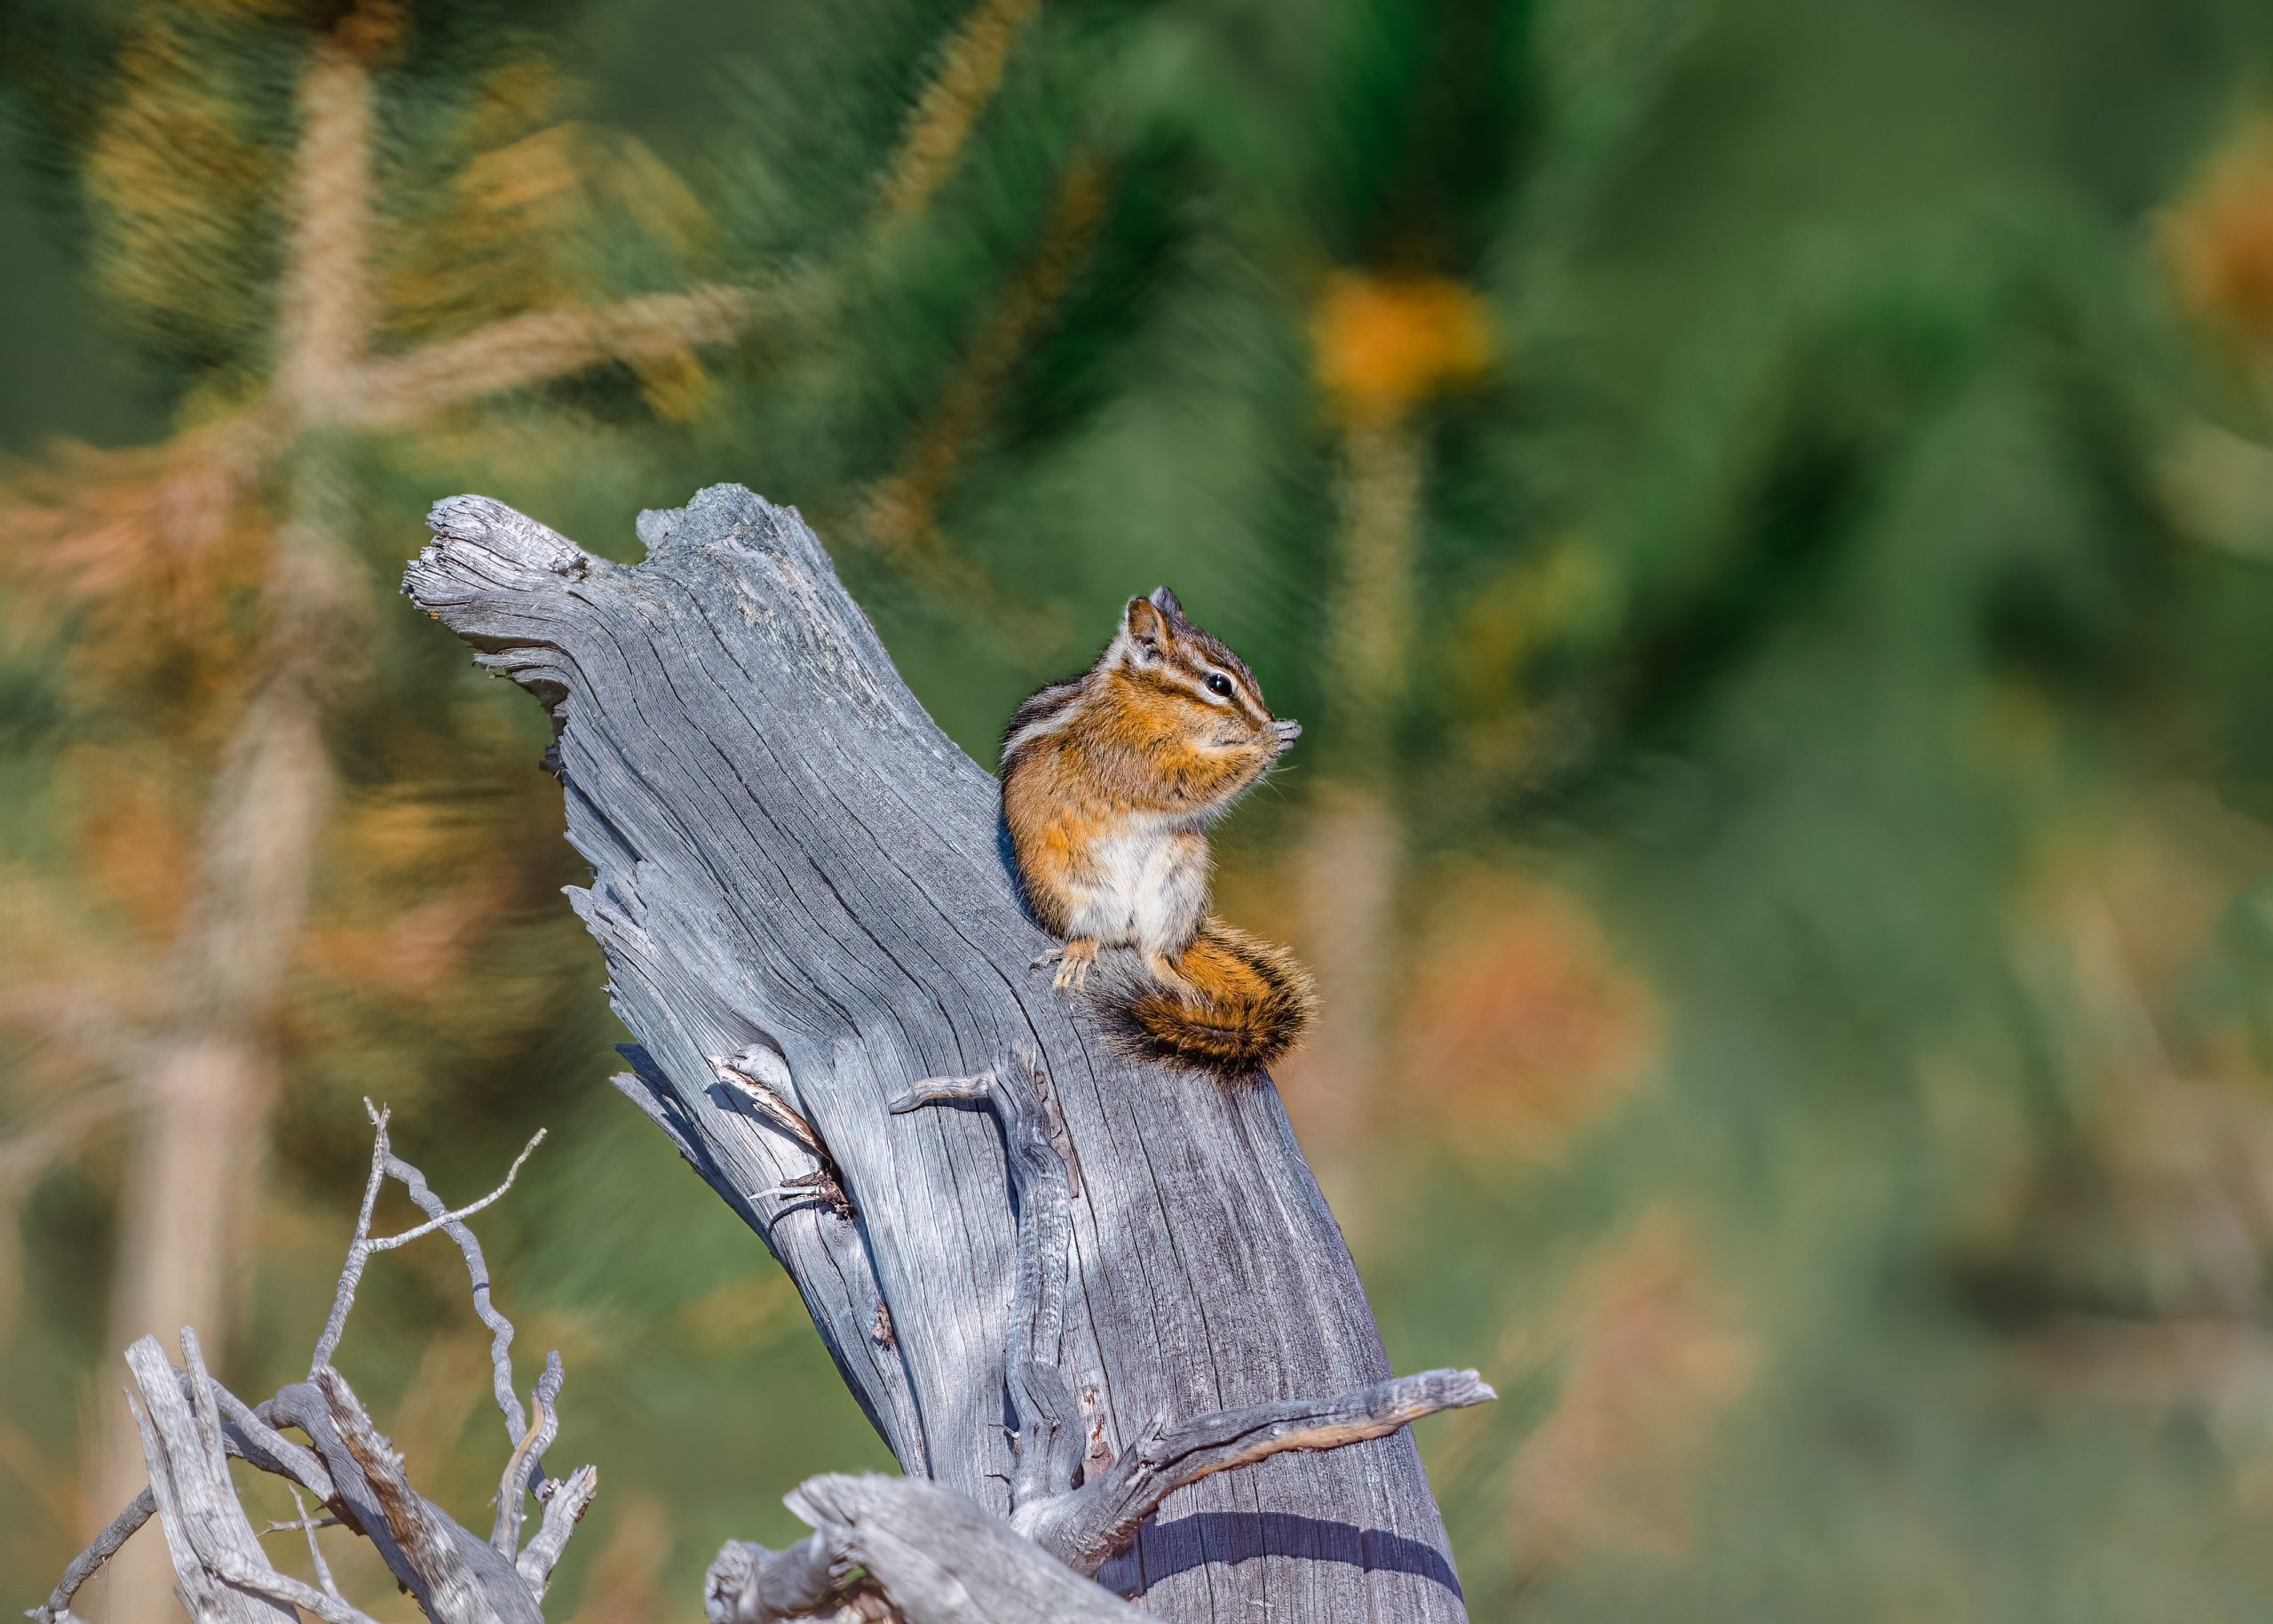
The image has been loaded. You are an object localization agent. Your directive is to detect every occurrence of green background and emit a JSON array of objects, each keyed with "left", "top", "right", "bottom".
[{"left": 8, "top": 0, "right": 2273, "bottom": 1617}]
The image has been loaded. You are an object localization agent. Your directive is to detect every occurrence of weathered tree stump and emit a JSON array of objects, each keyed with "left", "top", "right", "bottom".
[{"left": 403, "top": 486, "right": 1476, "bottom": 1620}]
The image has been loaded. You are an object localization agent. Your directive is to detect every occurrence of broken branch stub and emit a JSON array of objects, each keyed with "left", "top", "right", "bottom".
[
  {"left": 406, "top": 487, "right": 1472, "bottom": 1620},
  {"left": 709, "top": 1476, "right": 1144, "bottom": 1624}
]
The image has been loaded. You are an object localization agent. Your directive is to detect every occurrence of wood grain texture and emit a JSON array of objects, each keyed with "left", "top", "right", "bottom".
[
  {"left": 123, "top": 1335, "right": 302, "bottom": 1624},
  {"left": 404, "top": 485, "right": 1468, "bottom": 1621}
]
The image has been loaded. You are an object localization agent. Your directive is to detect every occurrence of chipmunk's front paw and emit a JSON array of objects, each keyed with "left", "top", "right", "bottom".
[{"left": 1034, "top": 938, "right": 1100, "bottom": 992}]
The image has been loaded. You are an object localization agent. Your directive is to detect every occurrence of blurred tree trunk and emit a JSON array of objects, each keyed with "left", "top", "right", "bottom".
[
  {"left": 1293, "top": 275, "right": 1488, "bottom": 1228},
  {"left": 1295, "top": 420, "right": 1422, "bottom": 1226},
  {"left": 63, "top": 20, "right": 767, "bottom": 1605},
  {"left": 84, "top": 32, "right": 372, "bottom": 1615}
]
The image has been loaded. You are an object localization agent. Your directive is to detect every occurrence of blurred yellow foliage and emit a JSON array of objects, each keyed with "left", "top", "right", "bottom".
[
  {"left": 864, "top": 157, "right": 1110, "bottom": 575},
  {"left": 1311, "top": 271, "right": 1493, "bottom": 426},
  {"left": 86, "top": 12, "right": 278, "bottom": 348},
  {"left": 676, "top": 1271, "right": 806, "bottom": 1359},
  {"left": 1447, "top": 535, "right": 1619, "bottom": 715},
  {"left": 383, "top": 75, "right": 581, "bottom": 344},
  {"left": 383, "top": 1332, "right": 498, "bottom": 1493},
  {"left": 875, "top": 0, "right": 1044, "bottom": 221},
  {"left": 384, "top": 87, "right": 725, "bottom": 416}
]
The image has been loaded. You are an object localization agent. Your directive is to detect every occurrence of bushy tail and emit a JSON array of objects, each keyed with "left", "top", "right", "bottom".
[{"left": 1107, "top": 918, "right": 1318, "bottom": 1081}]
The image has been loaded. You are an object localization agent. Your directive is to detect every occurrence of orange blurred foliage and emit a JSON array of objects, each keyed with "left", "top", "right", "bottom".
[
  {"left": 0, "top": 417, "right": 272, "bottom": 675},
  {"left": 1506, "top": 1212, "right": 1754, "bottom": 1568},
  {"left": 2163, "top": 116, "right": 2273, "bottom": 360},
  {"left": 61, "top": 744, "right": 200, "bottom": 941},
  {"left": 559, "top": 1492, "right": 673, "bottom": 1624},
  {"left": 1400, "top": 864, "right": 1659, "bottom": 1161}
]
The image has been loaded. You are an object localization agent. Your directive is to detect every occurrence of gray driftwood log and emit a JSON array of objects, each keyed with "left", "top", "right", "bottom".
[{"left": 403, "top": 486, "right": 1482, "bottom": 1621}]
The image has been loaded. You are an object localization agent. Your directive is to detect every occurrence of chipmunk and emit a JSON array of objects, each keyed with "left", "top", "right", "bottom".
[{"left": 1000, "top": 587, "right": 1316, "bottom": 1080}]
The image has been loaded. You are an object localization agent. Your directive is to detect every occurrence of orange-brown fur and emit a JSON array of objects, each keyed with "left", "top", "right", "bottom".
[{"left": 1001, "top": 588, "right": 1316, "bottom": 1078}]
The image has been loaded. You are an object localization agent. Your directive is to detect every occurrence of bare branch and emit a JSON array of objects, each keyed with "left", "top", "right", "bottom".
[
  {"left": 308, "top": 1099, "right": 398, "bottom": 1373},
  {"left": 704, "top": 1533, "right": 844, "bottom": 1624},
  {"left": 748, "top": 1168, "right": 856, "bottom": 1219},
  {"left": 208, "top": 1551, "right": 382, "bottom": 1624},
  {"left": 717, "top": 1050, "right": 855, "bottom": 1219},
  {"left": 384, "top": 1141, "right": 549, "bottom": 1463},
  {"left": 257, "top": 1516, "right": 344, "bottom": 1538},
  {"left": 362, "top": 1131, "right": 543, "bottom": 1256},
  {"left": 123, "top": 1334, "right": 297, "bottom": 1623},
  {"left": 489, "top": 1353, "right": 562, "bottom": 1556},
  {"left": 713, "top": 1049, "right": 820, "bottom": 1154},
  {"left": 260, "top": 1509, "right": 343, "bottom": 1537},
  {"left": 515, "top": 1463, "right": 598, "bottom": 1599},
  {"left": 311, "top": 1100, "right": 550, "bottom": 1482},
  {"left": 28, "top": 1489, "right": 154, "bottom": 1624},
  {"left": 215, "top": 1373, "right": 335, "bottom": 1501},
  {"left": 1029, "top": 1368, "right": 1498, "bottom": 1576},
  {"left": 249, "top": 1374, "right": 520, "bottom": 1622},
  {"left": 36, "top": 1367, "right": 339, "bottom": 1624},
  {"left": 285, "top": 1485, "right": 345, "bottom": 1603},
  {"left": 313, "top": 1104, "right": 544, "bottom": 1407},
  {"left": 35, "top": 1100, "right": 590, "bottom": 1624},
  {"left": 307, "top": 1365, "right": 544, "bottom": 1624}
]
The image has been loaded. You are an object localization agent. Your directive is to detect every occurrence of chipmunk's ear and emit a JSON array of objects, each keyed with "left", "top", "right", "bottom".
[
  {"left": 1147, "top": 585, "right": 1186, "bottom": 624},
  {"left": 1122, "top": 594, "right": 1172, "bottom": 662}
]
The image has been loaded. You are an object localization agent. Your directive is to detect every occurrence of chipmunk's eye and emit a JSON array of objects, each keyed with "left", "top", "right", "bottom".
[{"left": 1204, "top": 671, "right": 1234, "bottom": 699}]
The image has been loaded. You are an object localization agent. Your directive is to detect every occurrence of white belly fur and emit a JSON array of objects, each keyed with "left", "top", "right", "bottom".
[{"left": 1065, "top": 816, "right": 1208, "bottom": 957}]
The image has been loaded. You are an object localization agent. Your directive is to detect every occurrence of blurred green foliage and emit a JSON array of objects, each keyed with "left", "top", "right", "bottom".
[{"left": 8, "top": 0, "right": 2273, "bottom": 1619}]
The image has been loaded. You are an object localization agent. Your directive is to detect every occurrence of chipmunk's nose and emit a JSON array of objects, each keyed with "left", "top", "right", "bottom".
[{"left": 1271, "top": 717, "right": 1302, "bottom": 748}]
